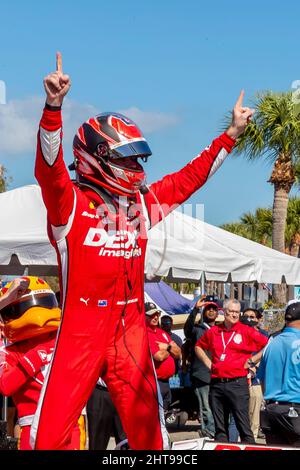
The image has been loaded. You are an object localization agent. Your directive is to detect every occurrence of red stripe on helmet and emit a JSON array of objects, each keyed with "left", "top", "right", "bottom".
[
  {"left": 87, "top": 118, "right": 116, "bottom": 144},
  {"left": 110, "top": 116, "right": 142, "bottom": 140},
  {"left": 78, "top": 126, "right": 86, "bottom": 146}
]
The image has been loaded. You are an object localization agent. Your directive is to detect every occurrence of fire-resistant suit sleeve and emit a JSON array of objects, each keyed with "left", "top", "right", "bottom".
[
  {"left": 0, "top": 347, "right": 51, "bottom": 396},
  {"left": 0, "top": 350, "right": 34, "bottom": 396},
  {"left": 144, "top": 132, "right": 235, "bottom": 226},
  {"left": 35, "top": 108, "right": 75, "bottom": 228}
]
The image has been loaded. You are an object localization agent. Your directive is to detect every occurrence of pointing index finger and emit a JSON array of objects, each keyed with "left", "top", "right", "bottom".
[
  {"left": 56, "top": 51, "right": 63, "bottom": 73},
  {"left": 235, "top": 89, "right": 245, "bottom": 108}
]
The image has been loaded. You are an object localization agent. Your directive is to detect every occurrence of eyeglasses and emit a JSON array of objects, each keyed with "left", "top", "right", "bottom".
[
  {"left": 244, "top": 315, "right": 256, "bottom": 319},
  {"left": 226, "top": 309, "right": 240, "bottom": 315}
]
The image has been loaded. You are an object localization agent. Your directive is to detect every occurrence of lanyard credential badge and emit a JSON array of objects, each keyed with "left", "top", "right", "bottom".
[{"left": 219, "top": 331, "right": 235, "bottom": 362}]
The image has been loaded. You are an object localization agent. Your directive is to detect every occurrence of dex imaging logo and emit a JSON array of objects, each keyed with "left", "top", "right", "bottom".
[{"left": 0, "top": 80, "right": 6, "bottom": 104}]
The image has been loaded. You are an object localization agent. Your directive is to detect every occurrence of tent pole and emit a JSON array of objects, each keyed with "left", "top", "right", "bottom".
[
  {"left": 201, "top": 272, "right": 205, "bottom": 295},
  {"left": 1, "top": 398, "right": 7, "bottom": 422}
]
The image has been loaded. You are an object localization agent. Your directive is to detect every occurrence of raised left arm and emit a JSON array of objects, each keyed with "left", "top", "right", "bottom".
[{"left": 143, "top": 91, "right": 254, "bottom": 224}]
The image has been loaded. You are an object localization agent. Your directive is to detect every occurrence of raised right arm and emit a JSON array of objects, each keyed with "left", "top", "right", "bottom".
[
  {"left": 184, "top": 307, "right": 198, "bottom": 340},
  {"left": 35, "top": 107, "right": 74, "bottom": 227},
  {"left": 35, "top": 52, "right": 74, "bottom": 230},
  {"left": 184, "top": 297, "right": 206, "bottom": 339}
]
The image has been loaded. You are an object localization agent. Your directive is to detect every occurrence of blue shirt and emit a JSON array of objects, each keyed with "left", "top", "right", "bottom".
[
  {"left": 251, "top": 327, "right": 269, "bottom": 385},
  {"left": 257, "top": 327, "right": 300, "bottom": 403}
]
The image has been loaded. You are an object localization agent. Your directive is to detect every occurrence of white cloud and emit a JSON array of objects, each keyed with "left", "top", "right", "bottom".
[
  {"left": 118, "top": 106, "right": 180, "bottom": 133},
  {"left": 0, "top": 96, "right": 41, "bottom": 155},
  {"left": 0, "top": 97, "right": 98, "bottom": 155},
  {"left": 0, "top": 97, "right": 179, "bottom": 156}
]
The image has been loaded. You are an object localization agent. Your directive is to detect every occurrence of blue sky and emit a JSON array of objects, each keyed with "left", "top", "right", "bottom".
[{"left": 0, "top": 0, "right": 299, "bottom": 225}]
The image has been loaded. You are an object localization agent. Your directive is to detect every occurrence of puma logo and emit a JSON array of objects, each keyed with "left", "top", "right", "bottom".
[{"left": 80, "top": 297, "right": 89, "bottom": 306}]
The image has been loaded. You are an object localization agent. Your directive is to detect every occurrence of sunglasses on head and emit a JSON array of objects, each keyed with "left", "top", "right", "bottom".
[{"left": 0, "top": 293, "right": 58, "bottom": 323}]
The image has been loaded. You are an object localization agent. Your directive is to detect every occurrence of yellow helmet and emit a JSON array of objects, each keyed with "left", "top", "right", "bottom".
[{"left": 0, "top": 276, "right": 61, "bottom": 343}]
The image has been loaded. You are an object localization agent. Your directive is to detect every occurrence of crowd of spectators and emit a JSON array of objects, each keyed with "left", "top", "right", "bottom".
[{"left": 184, "top": 297, "right": 300, "bottom": 447}]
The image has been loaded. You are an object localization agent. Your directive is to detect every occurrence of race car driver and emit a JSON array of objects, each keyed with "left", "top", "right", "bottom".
[
  {"left": 32, "top": 52, "right": 254, "bottom": 450},
  {"left": 0, "top": 276, "right": 85, "bottom": 450}
]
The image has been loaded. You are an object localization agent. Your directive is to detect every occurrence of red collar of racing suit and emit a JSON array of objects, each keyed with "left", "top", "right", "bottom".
[{"left": 80, "top": 184, "right": 137, "bottom": 210}]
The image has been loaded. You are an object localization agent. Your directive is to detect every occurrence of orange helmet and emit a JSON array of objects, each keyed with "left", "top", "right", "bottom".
[{"left": 0, "top": 276, "right": 60, "bottom": 343}]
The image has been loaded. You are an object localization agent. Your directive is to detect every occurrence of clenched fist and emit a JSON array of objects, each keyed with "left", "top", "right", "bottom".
[{"left": 44, "top": 52, "right": 71, "bottom": 107}]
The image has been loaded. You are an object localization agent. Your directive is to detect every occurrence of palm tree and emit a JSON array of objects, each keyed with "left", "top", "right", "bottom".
[
  {"left": 285, "top": 197, "right": 300, "bottom": 258},
  {"left": 240, "top": 208, "right": 272, "bottom": 246},
  {"left": 222, "top": 199, "right": 300, "bottom": 254},
  {"left": 229, "top": 92, "right": 300, "bottom": 304},
  {"left": 222, "top": 198, "right": 300, "bottom": 303},
  {"left": 0, "top": 164, "right": 11, "bottom": 193},
  {"left": 221, "top": 208, "right": 272, "bottom": 246},
  {"left": 221, "top": 222, "right": 250, "bottom": 239},
  {"left": 285, "top": 197, "right": 300, "bottom": 299}
]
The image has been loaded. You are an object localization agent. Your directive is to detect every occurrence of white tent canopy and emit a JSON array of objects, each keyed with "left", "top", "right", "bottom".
[
  {"left": 146, "top": 210, "right": 300, "bottom": 284},
  {"left": 0, "top": 185, "right": 300, "bottom": 284},
  {"left": 0, "top": 185, "right": 57, "bottom": 275}
]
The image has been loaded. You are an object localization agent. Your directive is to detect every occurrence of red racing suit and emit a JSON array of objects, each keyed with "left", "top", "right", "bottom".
[
  {"left": 32, "top": 107, "right": 235, "bottom": 450},
  {"left": 0, "top": 332, "right": 81, "bottom": 449}
]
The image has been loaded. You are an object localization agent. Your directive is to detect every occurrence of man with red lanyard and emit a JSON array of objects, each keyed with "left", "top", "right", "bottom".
[
  {"left": 195, "top": 298, "right": 268, "bottom": 443},
  {"left": 145, "top": 302, "right": 181, "bottom": 412}
]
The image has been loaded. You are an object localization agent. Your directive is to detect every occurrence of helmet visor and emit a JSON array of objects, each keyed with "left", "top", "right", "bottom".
[
  {"left": 111, "top": 140, "right": 152, "bottom": 159},
  {"left": 109, "top": 156, "right": 144, "bottom": 171},
  {"left": 0, "top": 293, "right": 58, "bottom": 323}
]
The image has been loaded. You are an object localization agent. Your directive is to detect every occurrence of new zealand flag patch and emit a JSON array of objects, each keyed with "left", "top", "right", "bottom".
[{"left": 98, "top": 300, "right": 108, "bottom": 307}]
